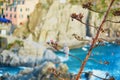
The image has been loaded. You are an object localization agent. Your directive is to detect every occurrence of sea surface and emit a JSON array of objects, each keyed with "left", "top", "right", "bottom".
[
  {"left": 0, "top": 43, "right": 120, "bottom": 80},
  {"left": 56, "top": 43, "right": 120, "bottom": 80},
  {"left": 0, "top": 67, "right": 24, "bottom": 76}
]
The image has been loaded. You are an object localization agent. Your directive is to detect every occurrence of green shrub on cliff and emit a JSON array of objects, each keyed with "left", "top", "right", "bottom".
[{"left": 6, "top": 40, "right": 24, "bottom": 50}]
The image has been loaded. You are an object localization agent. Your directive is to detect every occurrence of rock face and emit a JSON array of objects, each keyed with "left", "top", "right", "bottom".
[
  {"left": 14, "top": 0, "right": 88, "bottom": 48},
  {"left": 57, "top": 63, "right": 68, "bottom": 73},
  {"left": 19, "top": 68, "right": 33, "bottom": 75},
  {"left": 41, "top": 62, "right": 55, "bottom": 74},
  {"left": 14, "top": 0, "right": 120, "bottom": 48},
  {"left": 115, "top": 38, "right": 120, "bottom": 44},
  {"left": 42, "top": 49, "right": 60, "bottom": 63},
  {"left": 0, "top": 40, "right": 60, "bottom": 67},
  {"left": 39, "top": 1, "right": 87, "bottom": 41},
  {"left": 0, "top": 50, "right": 35, "bottom": 67},
  {"left": 0, "top": 61, "right": 75, "bottom": 80}
]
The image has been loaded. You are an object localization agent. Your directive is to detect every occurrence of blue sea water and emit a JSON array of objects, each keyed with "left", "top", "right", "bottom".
[
  {"left": 56, "top": 43, "right": 120, "bottom": 80},
  {"left": 0, "top": 66, "right": 23, "bottom": 76},
  {"left": 0, "top": 43, "right": 119, "bottom": 80}
]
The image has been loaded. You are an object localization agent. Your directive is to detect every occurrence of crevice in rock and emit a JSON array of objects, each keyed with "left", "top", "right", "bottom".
[{"left": 86, "top": 11, "right": 92, "bottom": 37}]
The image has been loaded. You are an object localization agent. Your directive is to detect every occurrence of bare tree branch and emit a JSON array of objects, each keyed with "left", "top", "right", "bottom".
[
  {"left": 80, "top": 19, "right": 98, "bottom": 30},
  {"left": 72, "top": 33, "right": 111, "bottom": 43},
  {"left": 72, "top": 33, "right": 90, "bottom": 41},
  {"left": 71, "top": 13, "right": 99, "bottom": 30},
  {"left": 88, "top": 8, "right": 105, "bottom": 14},
  {"left": 76, "top": 0, "right": 115, "bottom": 80},
  {"left": 106, "top": 20, "right": 120, "bottom": 23},
  {"left": 82, "top": 2, "right": 105, "bottom": 14}
]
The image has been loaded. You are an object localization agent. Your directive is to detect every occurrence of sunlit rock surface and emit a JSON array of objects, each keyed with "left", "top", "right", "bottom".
[
  {"left": 14, "top": 0, "right": 88, "bottom": 48},
  {"left": 57, "top": 63, "right": 68, "bottom": 73},
  {"left": 14, "top": 0, "right": 120, "bottom": 48},
  {"left": 0, "top": 40, "right": 60, "bottom": 67},
  {"left": 1, "top": 61, "right": 75, "bottom": 80}
]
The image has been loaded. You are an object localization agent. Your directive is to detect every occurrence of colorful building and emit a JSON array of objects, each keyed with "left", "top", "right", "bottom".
[
  {"left": 4, "top": 0, "right": 39, "bottom": 26},
  {"left": 0, "top": 16, "right": 12, "bottom": 36}
]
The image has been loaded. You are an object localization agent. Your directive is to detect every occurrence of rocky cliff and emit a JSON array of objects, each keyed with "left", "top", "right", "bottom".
[{"left": 14, "top": 0, "right": 120, "bottom": 47}]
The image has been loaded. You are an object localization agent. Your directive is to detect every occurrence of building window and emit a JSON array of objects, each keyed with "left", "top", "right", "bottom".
[
  {"left": 10, "top": 7, "right": 12, "bottom": 11},
  {"left": 27, "top": 15, "right": 29, "bottom": 18},
  {"left": 26, "top": 8, "right": 29, "bottom": 11},
  {"left": 19, "top": 14, "right": 23, "bottom": 18},
  {"left": 6, "top": 14, "right": 8, "bottom": 17},
  {"left": 17, "top": 1, "right": 20, "bottom": 4},
  {"left": 20, "top": 8, "right": 22, "bottom": 12},
  {"left": 22, "top": 1, "right": 24, "bottom": 4},
  {"left": 28, "top": 8, "right": 30, "bottom": 11},
  {"left": 14, "top": 7, "right": 16, "bottom": 12},
  {"left": 10, "top": 14, "right": 12, "bottom": 18},
  {"left": 3, "top": 15, "right": 5, "bottom": 18},
  {"left": 14, "top": 14, "right": 16, "bottom": 18},
  {"left": 6, "top": 7, "right": 8, "bottom": 11},
  {"left": 26, "top": 8, "right": 27, "bottom": 11},
  {"left": 14, "top": 1, "right": 17, "bottom": 5},
  {"left": 22, "top": 15, "right": 23, "bottom": 18}
]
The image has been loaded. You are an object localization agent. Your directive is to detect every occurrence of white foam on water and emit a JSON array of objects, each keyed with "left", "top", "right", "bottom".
[
  {"left": 84, "top": 69, "right": 108, "bottom": 80},
  {"left": 75, "top": 69, "right": 108, "bottom": 80},
  {"left": 79, "top": 78, "right": 86, "bottom": 80},
  {"left": 85, "top": 36, "right": 92, "bottom": 40},
  {"left": 82, "top": 47, "right": 88, "bottom": 51},
  {"left": 0, "top": 70, "right": 2, "bottom": 76},
  {"left": 0, "top": 73, "right": 2, "bottom": 76},
  {"left": 19, "top": 67, "right": 32, "bottom": 70},
  {"left": 91, "top": 70, "right": 107, "bottom": 80},
  {"left": 84, "top": 44, "right": 90, "bottom": 48},
  {"left": 58, "top": 56, "right": 69, "bottom": 62},
  {"left": 106, "top": 43, "right": 111, "bottom": 46},
  {"left": 19, "top": 67, "right": 27, "bottom": 69},
  {"left": 0, "top": 70, "right": 2, "bottom": 73}
]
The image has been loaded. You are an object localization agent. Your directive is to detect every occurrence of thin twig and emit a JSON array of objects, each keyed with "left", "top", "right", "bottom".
[
  {"left": 47, "top": 41, "right": 109, "bottom": 65},
  {"left": 77, "top": 19, "right": 98, "bottom": 30},
  {"left": 76, "top": 0, "right": 115, "bottom": 80},
  {"left": 106, "top": 20, "right": 120, "bottom": 23},
  {"left": 72, "top": 34, "right": 90, "bottom": 41},
  {"left": 88, "top": 8, "right": 105, "bottom": 14},
  {"left": 71, "top": 13, "right": 99, "bottom": 30},
  {"left": 47, "top": 42, "right": 83, "bottom": 63},
  {"left": 80, "top": 20, "right": 98, "bottom": 30},
  {"left": 82, "top": 2, "right": 105, "bottom": 14}
]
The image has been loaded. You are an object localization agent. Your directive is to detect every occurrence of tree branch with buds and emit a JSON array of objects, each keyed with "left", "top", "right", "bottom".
[
  {"left": 82, "top": 2, "right": 105, "bottom": 14},
  {"left": 75, "top": 0, "right": 115, "bottom": 80},
  {"left": 106, "top": 20, "right": 120, "bottom": 23},
  {"left": 71, "top": 13, "right": 98, "bottom": 30}
]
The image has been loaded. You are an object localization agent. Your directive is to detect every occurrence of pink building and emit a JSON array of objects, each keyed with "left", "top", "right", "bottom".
[
  {"left": 5, "top": 6, "right": 17, "bottom": 25},
  {"left": 4, "top": 0, "right": 38, "bottom": 26}
]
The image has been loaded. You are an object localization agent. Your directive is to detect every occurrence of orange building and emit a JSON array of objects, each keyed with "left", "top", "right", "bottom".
[{"left": 4, "top": 0, "right": 38, "bottom": 26}]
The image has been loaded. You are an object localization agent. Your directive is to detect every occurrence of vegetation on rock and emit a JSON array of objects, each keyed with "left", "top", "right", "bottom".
[{"left": 6, "top": 40, "right": 24, "bottom": 50}]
